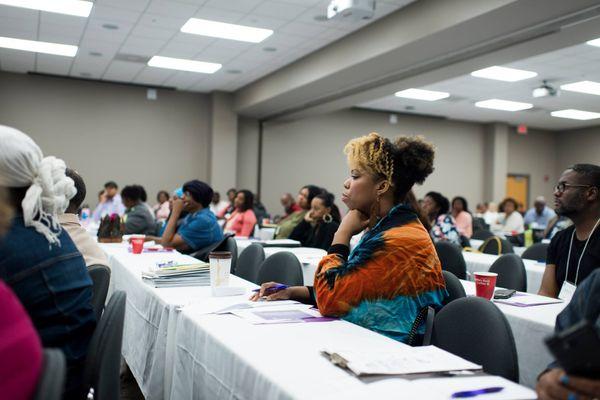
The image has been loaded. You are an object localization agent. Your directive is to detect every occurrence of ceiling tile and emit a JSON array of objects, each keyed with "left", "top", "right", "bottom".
[
  {"left": 236, "top": 14, "right": 289, "bottom": 30},
  {"left": 0, "top": 49, "right": 35, "bottom": 73},
  {"left": 133, "top": 66, "right": 174, "bottom": 85},
  {"left": 252, "top": 1, "right": 308, "bottom": 19},
  {"left": 121, "top": 36, "right": 167, "bottom": 56},
  {"left": 35, "top": 54, "right": 73, "bottom": 75},
  {"left": 204, "top": 0, "right": 263, "bottom": 13},
  {"left": 138, "top": 13, "right": 189, "bottom": 30},
  {"left": 95, "top": 0, "right": 151, "bottom": 12},
  {"left": 0, "top": 5, "right": 38, "bottom": 19},
  {"left": 103, "top": 60, "right": 146, "bottom": 81},
  {"left": 90, "top": 5, "right": 142, "bottom": 23},
  {"left": 130, "top": 24, "right": 177, "bottom": 40},
  {"left": 160, "top": 40, "right": 208, "bottom": 58},
  {"left": 278, "top": 21, "right": 328, "bottom": 38},
  {"left": 193, "top": 6, "right": 246, "bottom": 23},
  {"left": 147, "top": 0, "right": 200, "bottom": 18}
]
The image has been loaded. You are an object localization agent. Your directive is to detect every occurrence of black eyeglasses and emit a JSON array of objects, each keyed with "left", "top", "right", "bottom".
[{"left": 554, "top": 182, "right": 594, "bottom": 194}]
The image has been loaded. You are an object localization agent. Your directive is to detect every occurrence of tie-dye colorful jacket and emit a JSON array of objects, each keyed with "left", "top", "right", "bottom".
[{"left": 313, "top": 204, "right": 447, "bottom": 342}]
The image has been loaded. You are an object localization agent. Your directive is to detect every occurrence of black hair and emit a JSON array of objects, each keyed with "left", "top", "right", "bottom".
[
  {"left": 452, "top": 196, "right": 470, "bottom": 213},
  {"left": 182, "top": 180, "right": 213, "bottom": 208},
  {"left": 65, "top": 168, "right": 87, "bottom": 211},
  {"left": 313, "top": 191, "right": 341, "bottom": 223},
  {"left": 121, "top": 185, "right": 142, "bottom": 202},
  {"left": 236, "top": 189, "right": 254, "bottom": 212},
  {"left": 500, "top": 197, "right": 519, "bottom": 212},
  {"left": 227, "top": 188, "right": 237, "bottom": 195},
  {"left": 133, "top": 185, "right": 147, "bottom": 202},
  {"left": 156, "top": 190, "right": 169, "bottom": 203},
  {"left": 104, "top": 181, "right": 118, "bottom": 189},
  {"left": 302, "top": 185, "right": 323, "bottom": 205},
  {"left": 425, "top": 191, "right": 449, "bottom": 216},
  {"left": 569, "top": 164, "right": 600, "bottom": 188},
  {"left": 390, "top": 137, "right": 435, "bottom": 202}
]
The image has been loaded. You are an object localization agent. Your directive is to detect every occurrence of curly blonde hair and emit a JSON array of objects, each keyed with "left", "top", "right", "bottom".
[{"left": 344, "top": 132, "right": 435, "bottom": 201}]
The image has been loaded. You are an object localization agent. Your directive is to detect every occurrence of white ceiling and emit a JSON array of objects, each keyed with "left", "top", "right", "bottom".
[
  {"left": 0, "top": 0, "right": 415, "bottom": 92},
  {"left": 359, "top": 41, "right": 600, "bottom": 130}
]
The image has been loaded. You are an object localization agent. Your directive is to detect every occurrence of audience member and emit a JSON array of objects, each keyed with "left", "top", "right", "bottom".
[
  {"left": 483, "top": 201, "right": 499, "bottom": 226},
  {"left": 153, "top": 190, "right": 171, "bottom": 223},
  {"left": 121, "top": 185, "right": 156, "bottom": 235},
  {"left": 253, "top": 195, "right": 269, "bottom": 224},
  {"left": 0, "top": 125, "right": 96, "bottom": 398},
  {"left": 422, "top": 191, "right": 462, "bottom": 246},
  {"left": 58, "top": 168, "right": 109, "bottom": 268},
  {"left": 92, "top": 180, "right": 125, "bottom": 222},
  {"left": 275, "top": 185, "right": 322, "bottom": 239},
  {"left": 209, "top": 191, "right": 229, "bottom": 216},
  {"left": 524, "top": 196, "right": 556, "bottom": 229},
  {"left": 289, "top": 191, "right": 341, "bottom": 250},
  {"left": 224, "top": 190, "right": 258, "bottom": 237},
  {"left": 451, "top": 196, "right": 473, "bottom": 238},
  {"left": 536, "top": 269, "right": 600, "bottom": 399},
  {"left": 539, "top": 164, "right": 600, "bottom": 299},
  {"left": 146, "top": 180, "right": 222, "bottom": 252},
  {"left": 135, "top": 184, "right": 154, "bottom": 217},
  {"left": 217, "top": 188, "right": 237, "bottom": 218},
  {"left": 252, "top": 133, "right": 446, "bottom": 343},
  {"left": 280, "top": 192, "right": 301, "bottom": 218},
  {"left": 475, "top": 202, "right": 488, "bottom": 215},
  {"left": 497, "top": 197, "right": 525, "bottom": 234}
]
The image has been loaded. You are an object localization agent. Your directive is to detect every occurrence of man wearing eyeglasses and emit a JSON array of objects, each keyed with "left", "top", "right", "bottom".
[{"left": 538, "top": 164, "right": 600, "bottom": 300}]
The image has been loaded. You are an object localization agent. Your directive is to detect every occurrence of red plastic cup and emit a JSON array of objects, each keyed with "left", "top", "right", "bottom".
[
  {"left": 131, "top": 238, "right": 144, "bottom": 254},
  {"left": 474, "top": 272, "right": 498, "bottom": 300}
]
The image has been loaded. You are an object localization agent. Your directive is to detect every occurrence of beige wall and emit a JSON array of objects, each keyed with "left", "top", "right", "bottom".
[
  {"left": 556, "top": 126, "right": 600, "bottom": 176},
  {"left": 0, "top": 71, "right": 210, "bottom": 208},
  {"left": 236, "top": 117, "right": 260, "bottom": 194}
]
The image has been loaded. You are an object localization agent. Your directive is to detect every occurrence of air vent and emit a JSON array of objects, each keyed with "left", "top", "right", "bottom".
[{"left": 114, "top": 53, "right": 151, "bottom": 64}]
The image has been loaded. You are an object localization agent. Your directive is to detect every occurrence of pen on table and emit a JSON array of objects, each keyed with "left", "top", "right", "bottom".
[
  {"left": 451, "top": 387, "right": 504, "bottom": 398},
  {"left": 252, "top": 284, "right": 289, "bottom": 293}
]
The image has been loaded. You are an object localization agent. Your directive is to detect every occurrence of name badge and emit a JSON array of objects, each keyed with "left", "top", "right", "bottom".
[{"left": 558, "top": 280, "right": 576, "bottom": 302}]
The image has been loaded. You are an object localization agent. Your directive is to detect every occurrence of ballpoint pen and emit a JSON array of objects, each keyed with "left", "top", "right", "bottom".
[
  {"left": 451, "top": 387, "right": 504, "bottom": 398},
  {"left": 252, "top": 284, "right": 289, "bottom": 293}
]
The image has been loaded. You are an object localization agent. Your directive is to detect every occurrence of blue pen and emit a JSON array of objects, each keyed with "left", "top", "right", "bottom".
[
  {"left": 451, "top": 387, "right": 504, "bottom": 398},
  {"left": 252, "top": 284, "right": 289, "bottom": 293}
]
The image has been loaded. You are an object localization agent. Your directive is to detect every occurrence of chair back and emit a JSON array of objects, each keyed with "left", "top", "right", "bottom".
[
  {"left": 88, "top": 265, "right": 111, "bottom": 320},
  {"left": 33, "top": 348, "right": 66, "bottom": 400},
  {"left": 472, "top": 229, "right": 494, "bottom": 240},
  {"left": 434, "top": 241, "right": 467, "bottom": 280},
  {"left": 256, "top": 252, "right": 303, "bottom": 286},
  {"left": 431, "top": 297, "right": 519, "bottom": 382},
  {"left": 84, "top": 291, "right": 126, "bottom": 400},
  {"left": 489, "top": 253, "right": 527, "bottom": 292},
  {"left": 191, "top": 233, "right": 235, "bottom": 261},
  {"left": 479, "top": 236, "right": 514, "bottom": 255},
  {"left": 521, "top": 243, "right": 549, "bottom": 262},
  {"left": 236, "top": 243, "right": 265, "bottom": 284},
  {"left": 441, "top": 270, "right": 466, "bottom": 305}
]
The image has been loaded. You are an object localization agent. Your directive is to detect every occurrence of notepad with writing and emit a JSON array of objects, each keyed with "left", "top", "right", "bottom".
[{"left": 321, "top": 345, "right": 481, "bottom": 376}]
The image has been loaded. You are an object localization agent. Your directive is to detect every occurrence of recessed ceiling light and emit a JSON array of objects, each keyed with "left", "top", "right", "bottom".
[
  {"left": 0, "top": 0, "right": 92, "bottom": 17},
  {"left": 148, "top": 56, "right": 221, "bottom": 74},
  {"left": 586, "top": 37, "right": 600, "bottom": 47},
  {"left": 474, "top": 99, "right": 533, "bottom": 111},
  {"left": 561, "top": 80, "right": 600, "bottom": 96},
  {"left": 470, "top": 66, "right": 537, "bottom": 82},
  {"left": 394, "top": 88, "right": 450, "bottom": 101},
  {"left": 226, "top": 69, "right": 242, "bottom": 74},
  {"left": 0, "top": 36, "right": 77, "bottom": 56},
  {"left": 551, "top": 109, "right": 600, "bottom": 120},
  {"left": 181, "top": 18, "right": 273, "bottom": 43},
  {"left": 314, "top": 15, "right": 328, "bottom": 21},
  {"left": 263, "top": 47, "right": 277, "bottom": 52},
  {"left": 102, "top": 23, "right": 119, "bottom": 30},
  {"left": 89, "top": 51, "right": 102, "bottom": 57}
]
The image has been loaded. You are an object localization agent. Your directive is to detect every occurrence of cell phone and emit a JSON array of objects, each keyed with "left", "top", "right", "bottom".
[
  {"left": 493, "top": 289, "right": 516, "bottom": 299},
  {"left": 545, "top": 320, "right": 600, "bottom": 379}
]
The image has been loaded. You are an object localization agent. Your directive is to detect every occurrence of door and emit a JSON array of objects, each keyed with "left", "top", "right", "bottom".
[{"left": 506, "top": 174, "right": 529, "bottom": 212}]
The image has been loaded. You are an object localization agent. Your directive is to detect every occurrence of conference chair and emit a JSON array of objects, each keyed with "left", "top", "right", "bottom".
[
  {"left": 471, "top": 229, "right": 494, "bottom": 241},
  {"left": 479, "top": 236, "right": 514, "bottom": 255},
  {"left": 84, "top": 291, "right": 126, "bottom": 400},
  {"left": 434, "top": 241, "right": 467, "bottom": 280},
  {"left": 489, "top": 253, "right": 527, "bottom": 292},
  {"left": 521, "top": 242, "right": 549, "bottom": 262},
  {"left": 407, "top": 306, "right": 435, "bottom": 347},
  {"left": 33, "top": 349, "right": 66, "bottom": 400},
  {"left": 191, "top": 234, "right": 237, "bottom": 271},
  {"left": 430, "top": 297, "right": 519, "bottom": 382},
  {"left": 256, "top": 252, "right": 303, "bottom": 286},
  {"left": 236, "top": 243, "right": 265, "bottom": 284},
  {"left": 88, "top": 265, "right": 111, "bottom": 320},
  {"left": 441, "top": 270, "right": 466, "bottom": 306}
]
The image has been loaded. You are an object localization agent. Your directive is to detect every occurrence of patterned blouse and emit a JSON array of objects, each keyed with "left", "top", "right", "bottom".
[
  {"left": 313, "top": 204, "right": 447, "bottom": 343},
  {"left": 430, "top": 214, "right": 462, "bottom": 247}
]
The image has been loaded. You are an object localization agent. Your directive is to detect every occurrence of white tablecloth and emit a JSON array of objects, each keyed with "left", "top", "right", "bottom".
[
  {"left": 460, "top": 280, "right": 566, "bottom": 387},
  {"left": 462, "top": 251, "right": 546, "bottom": 294}
]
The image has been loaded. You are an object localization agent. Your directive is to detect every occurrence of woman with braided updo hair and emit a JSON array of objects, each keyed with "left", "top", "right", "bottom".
[{"left": 252, "top": 132, "right": 447, "bottom": 343}]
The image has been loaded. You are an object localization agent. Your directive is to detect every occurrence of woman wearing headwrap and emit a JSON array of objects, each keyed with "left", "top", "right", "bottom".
[{"left": 0, "top": 125, "right": 96, "bottom": 399}]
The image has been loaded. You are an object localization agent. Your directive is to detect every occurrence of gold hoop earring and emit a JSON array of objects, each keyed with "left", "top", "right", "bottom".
[{"left": 323, "top": 213, "right": 333, "bottom": 223}]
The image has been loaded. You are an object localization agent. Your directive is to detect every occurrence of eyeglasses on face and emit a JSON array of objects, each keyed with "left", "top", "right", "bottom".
[{"left": 554, "top": 182, "right": 594, "bottom": 194}]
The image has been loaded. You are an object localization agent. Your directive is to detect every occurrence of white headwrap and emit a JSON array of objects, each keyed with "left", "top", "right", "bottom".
[{"left": 0, "top": 125, "right": 76, "bottom": 245}]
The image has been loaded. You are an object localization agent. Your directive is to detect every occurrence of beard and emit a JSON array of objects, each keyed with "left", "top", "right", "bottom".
[{"left": 555, "top": 193, "right": 585, "bottom": 217}]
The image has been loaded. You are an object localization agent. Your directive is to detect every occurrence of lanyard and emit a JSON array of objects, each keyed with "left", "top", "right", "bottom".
[{"left": 565, "top": 217, "right": 600, "bottom": 285}]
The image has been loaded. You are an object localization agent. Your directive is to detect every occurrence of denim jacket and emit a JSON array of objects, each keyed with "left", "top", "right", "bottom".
[{"left": 0, "top": 216, "right": 96, "bottom": 396}]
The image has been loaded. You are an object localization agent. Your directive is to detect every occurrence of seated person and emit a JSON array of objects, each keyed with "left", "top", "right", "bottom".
[
  {"left": 422, "top": 191, "right": 462, "bottom": 247},
  {"left": 209, "top": 191, "right": 229, "bottom": 216},
  {"left": 539, "top": 164, "right": 600, "bottom": 299},
  {"left": 0, "top": 125, "right": 96, "bottom": 399},
  {"left": 217, "top": 188, "right": 237, "bottom": 219},
  {"left": 289, "top": 191, "right": 341, "bottom": 250},
  {"left": 146, "top": 180, "right": 223, "bottom": 253},
  {"left": 496, "top": 197, "right": 525, "bottom": 234},
  {"left": 524, "top": 196, "right": 556, "bottom": 229},
  {"left": 92, "top": 180, "right": 125, "bottom": 222},
  {"left": 451, "top": 196, "right": 473, "bottom": 238},
  {"left": 536, "top": 269, "right": 600, "bottom": 399},
  {"left": 154, "top": 190, "right": 171, "bottom": 223},
  {"left": 224, "top": 190, "right": 258, "bottom": 237},
  {"left": 121, "top": 185, "right": 156, "bottom": 235},
  {"left": 58, "top": 168, "right": 109, "bottom": 268},
  {"left": 275, "top": 185, "right": 322, "bottom": 239},
  {"left": 252, "top": 133, "right": 446, "bottom": 343}
]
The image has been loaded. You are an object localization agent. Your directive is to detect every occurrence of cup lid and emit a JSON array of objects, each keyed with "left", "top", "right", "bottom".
[
  {"left": 209, "top": 251, "right": 232, "bottom": 259},
  {"left": 474, "top": 272, "right": 498, "bottom": 277}
]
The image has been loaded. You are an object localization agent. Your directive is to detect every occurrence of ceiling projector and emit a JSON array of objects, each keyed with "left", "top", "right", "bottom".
[
  {"left": 532, "top": 80, "right": 558, "bottom": 98},
  {"left": 327, "top": 0, "right": 376, "bottom": 21}
]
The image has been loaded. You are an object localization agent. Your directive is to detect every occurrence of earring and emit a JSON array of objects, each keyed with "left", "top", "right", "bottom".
[{"left": 323, "top": 213, "right": 333, "bottom": 223}]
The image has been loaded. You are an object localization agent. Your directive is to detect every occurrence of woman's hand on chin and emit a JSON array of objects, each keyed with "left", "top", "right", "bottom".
[{"left": 337, "top": 210, "right": 370, "bottom": 238}]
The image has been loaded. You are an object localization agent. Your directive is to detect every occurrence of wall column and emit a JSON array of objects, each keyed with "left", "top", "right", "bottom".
[
  {"left": 483, "top": 123, "right": 509, "bottom": 203},
  {"left": 209, "top": 92, "right": 238, "bottom": 193}
]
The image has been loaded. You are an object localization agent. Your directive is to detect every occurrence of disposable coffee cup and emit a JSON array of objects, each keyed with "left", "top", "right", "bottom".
[
  {"left": 474, "top": 272, "right": 498, "bottom": 300},
  {"left": 209, "top": 251, "right": 232, "bottom": 291}
]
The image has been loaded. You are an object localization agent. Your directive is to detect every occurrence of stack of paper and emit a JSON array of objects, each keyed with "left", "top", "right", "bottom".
[
  {"left": 494, "top": 293, "right": 563, "bottom": 307},
  {"left": 142, "top": 263, "right": 210, "bottom": 288}
]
